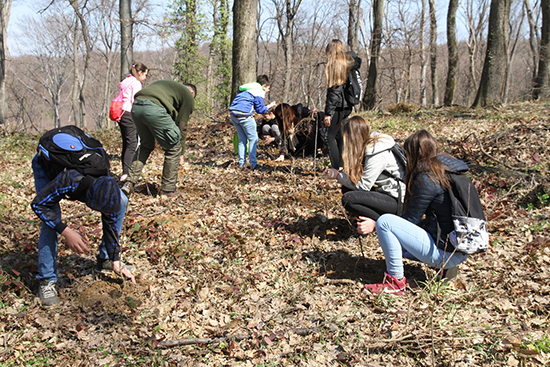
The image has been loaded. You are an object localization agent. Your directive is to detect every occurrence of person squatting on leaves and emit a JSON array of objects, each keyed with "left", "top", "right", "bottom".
[
  {"left": 122, "top": 80, "right": 196, "bottom": 196},
  {"left": 363, "top": 130, "right": 471, "bottom": 296},
  {"left": 31, "top": 132, "right": 136, "bottom": 307},
  {"left": 229, "top": 74, "right": 277, "bottom": 169},
  {"left": 269, "top": 103, "right": 327, "bottom": 162},
  {"left": 325, "top": 116, "right": 405, "bottom": 235},
  {"left": 115, "top": 62, "right": 148, "bottom": 183},
  {"left": 257, "top": 109, "right": 279, "bottom": 147},
  {"left": 323, "top": 39, "right": 361, "bottom": 170}
]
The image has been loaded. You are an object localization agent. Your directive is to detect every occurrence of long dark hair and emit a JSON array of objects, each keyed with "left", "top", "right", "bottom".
[{"left": 403, "top": 130, "right": 449, "bottom": 207}]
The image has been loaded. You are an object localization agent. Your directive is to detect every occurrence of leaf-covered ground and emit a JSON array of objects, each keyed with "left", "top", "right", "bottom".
[{"left": 0, "top": 102, "right": 549, "bottom": 366}]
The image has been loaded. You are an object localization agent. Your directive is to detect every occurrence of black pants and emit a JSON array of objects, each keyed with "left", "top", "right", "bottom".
[
  {"left": 342, "top": 188, "right": 401, "bottom": 221},
  {"left": 117, "top": 111, "right": 139, "bottom": 175},
  {"left": 325, "top": 107, "right": 352, "bottom": 169}
]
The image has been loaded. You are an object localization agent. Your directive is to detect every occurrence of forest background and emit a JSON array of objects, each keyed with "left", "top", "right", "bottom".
[
  {"left": 0, "top": 0, "right": 549, "bottom": 132},
  {"left": 0, "top": 0, "right": 549, "bottom": 365}
]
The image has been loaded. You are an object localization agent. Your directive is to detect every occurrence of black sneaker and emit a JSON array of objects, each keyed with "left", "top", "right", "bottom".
[
  {"left": 121, "top": 182, "right": 134, "bottom": 196},
  {"left": 38, "top": 280, "right": 59, "bottom": 306},
  {"left": 96, "top": 259, "right": 136, "bottom": 273}
]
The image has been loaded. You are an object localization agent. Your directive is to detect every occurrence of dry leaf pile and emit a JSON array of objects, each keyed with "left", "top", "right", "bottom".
[{"left": 0, "top": 102, "right": 548, "bottom": 366}]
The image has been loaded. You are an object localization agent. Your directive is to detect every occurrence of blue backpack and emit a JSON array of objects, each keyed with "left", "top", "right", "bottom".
[{"left": 37, "top": 125, "right": 110, "bottom": 180}]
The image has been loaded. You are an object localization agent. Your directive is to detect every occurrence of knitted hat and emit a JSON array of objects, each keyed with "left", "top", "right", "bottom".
[{"left": 85, "top": 176, "right": 121, "bottom": 214}]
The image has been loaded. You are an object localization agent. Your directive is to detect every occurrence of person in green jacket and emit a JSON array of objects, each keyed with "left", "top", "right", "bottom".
[{"left": 122, "top": 80, "right": 196, "bottom": 196}]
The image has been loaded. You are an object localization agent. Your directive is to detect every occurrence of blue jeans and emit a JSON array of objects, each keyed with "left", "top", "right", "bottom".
[
  {"left": 231, "top": 114, "right": 258, "bottom": 168},
  {"left": 376, "top": 214, "right": 468, "bottom": 279},
  {"left": 32, "top": 155, "right": 128, "bottom": 282}
]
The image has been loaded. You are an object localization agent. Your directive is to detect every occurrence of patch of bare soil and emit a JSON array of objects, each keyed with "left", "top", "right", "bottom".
[{"left": 0, "top": 102, "right": 549, "bottom": 366}]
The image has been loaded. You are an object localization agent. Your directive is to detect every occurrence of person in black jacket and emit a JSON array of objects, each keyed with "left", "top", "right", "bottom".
[
  {"left": 323, "top": 39, "right": 361, "bottom": 169},
  {"left": 363, "top": 130, "right": 469, "bottom": 296},
  {"left": 31, "top": 155, "right": 136, "bottom": 306}
]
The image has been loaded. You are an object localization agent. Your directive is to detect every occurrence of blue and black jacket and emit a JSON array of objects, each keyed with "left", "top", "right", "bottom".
[{"left": 31, "top": 169, "right": 121, "bottom": 261}]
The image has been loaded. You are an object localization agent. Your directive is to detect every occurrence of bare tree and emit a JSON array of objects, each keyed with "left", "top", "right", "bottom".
[
  {"left": 362, "top": 0, "right": 383, "bottom": 110},
  {"left": 68, "top": 0, "right": 95, "bottom": 127},
  {"left": 444, "top": 0, "right": 458, "bottom": 106},
  {"left": 419, "top": 0, "right": 427, "bottom": 107},
  {"left": 347, "top": 0, "right": 361, "bottom": 52},
  {"left": 14, "top": 13, "right": 73, "bottom": 129},
  {"left": 534, "top": 0, "right": 550, "bottom": 99},
  {"left": 463, "top": 0, "right": 489, "bottom": 105},
  {"left": 503, "top": 1, "right": 526, "bottom": 103},
  {"left": 0, "top": 0, "right": 11, "bottom": 126},
  {"left": 120, "top": 0, "right": 133, "bottom": 80},
  {"left": 232, "top": 0, "right": 258, "bottom": 100},
  {"left": 272, "top": 0, "right": 303, "bottom": 102},
  {"left": 472, "top": 0, "right": 511, "bottom": 107},
  {"left": 524, "top": 0, "right": 540, "bottom": 83},
  {"left": 428, "top": 0, "right": 438, "bottom": 106}
]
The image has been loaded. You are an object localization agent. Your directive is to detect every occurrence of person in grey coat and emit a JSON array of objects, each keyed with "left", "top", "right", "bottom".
[{"left": 325, "top": 116, "right": 405, "bottom": 234}]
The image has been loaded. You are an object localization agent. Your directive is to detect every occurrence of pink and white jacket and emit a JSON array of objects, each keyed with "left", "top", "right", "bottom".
[{"left": 119, "top": 75, "right": 143, "bottom": 112}]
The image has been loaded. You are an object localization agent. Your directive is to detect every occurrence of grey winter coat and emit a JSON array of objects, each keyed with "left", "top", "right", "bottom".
[{"left": 337, "top": 132, "right": 405, "bottom": 200}]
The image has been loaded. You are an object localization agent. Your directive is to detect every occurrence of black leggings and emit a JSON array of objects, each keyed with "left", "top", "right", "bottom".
[
  {"left": 325, "top": 107, "right": 352, "bottom": 169},
  {"left": 117, "top": 111, "right": 139, "bottom": 175},
  {"left": 342, "top": 189, "right": 401, "bottom": 221}
]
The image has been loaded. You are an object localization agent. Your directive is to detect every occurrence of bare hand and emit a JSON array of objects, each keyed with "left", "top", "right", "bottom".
[
  {"left": 61, "top": 227, "right": 90, "bottom": 254},
  {"left": 179, "top": 155, "right": 184, "bottom": 167},
  {"left": 325, "top": 168, "right": 339, "bottom": 179},
  {"left": 323, "top": 115, "right": 331, "bottom": 127},
  {"left": 274, "top": 155, "right": 285, "bottom": 162},
  {"left": 264, "top": 136, "right": 275, "bottom": 144},
  {"left": 357, "top": 216, "right": 376, "bottom": 235},
  {"left": 112, "top": 261, "right": 136, "bottom": 284}
]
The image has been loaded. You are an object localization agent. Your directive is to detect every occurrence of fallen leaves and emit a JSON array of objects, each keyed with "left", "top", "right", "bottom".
[{"left": 0, "top": 104, "right": 549, "bottom": 365}]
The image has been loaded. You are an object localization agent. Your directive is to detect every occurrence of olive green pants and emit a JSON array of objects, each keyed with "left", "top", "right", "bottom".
[{"left": 128, "top": 99, "right": 182, "bottom": 193}]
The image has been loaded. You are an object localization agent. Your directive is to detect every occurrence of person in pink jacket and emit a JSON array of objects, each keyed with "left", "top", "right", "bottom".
[{"left": 117, "top": 63, "right": 148, "bottom": 182}]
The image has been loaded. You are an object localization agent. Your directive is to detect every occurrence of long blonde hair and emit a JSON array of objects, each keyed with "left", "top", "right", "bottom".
[
  {"left": 342, "top": 116, "right": 381, "bottom": 184},
  {"left": 325, "top": 39, "right": 353, "bottom": 88}
]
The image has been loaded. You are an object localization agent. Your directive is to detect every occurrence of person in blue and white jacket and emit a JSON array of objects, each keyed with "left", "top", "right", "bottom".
[
  {"left": 31, "top": 154, "right": 136, "bottom": 307},
  {"left": 229, "top": 74, "right": 277, "bottom": 169}
]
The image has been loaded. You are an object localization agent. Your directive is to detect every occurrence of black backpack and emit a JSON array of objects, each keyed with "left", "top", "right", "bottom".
[
  {"left": 37, "top": 125, "right": 110, "bottom": 180},
  {"left": 376, "top": 143, "right": 407, "bottom": 214},
  {"left": 344, "top": 55, "right": 363, "bottom": 106},
  {"left": 445, "top": 171, "right": 489, "bottom": 254}
]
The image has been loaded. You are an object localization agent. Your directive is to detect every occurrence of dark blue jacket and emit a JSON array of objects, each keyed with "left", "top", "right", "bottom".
[
  {"left": 402, "top": 155, "right": 469, "bottom": 252},
  {"left": 31, "top": 169, "right": 121, "bottom": 261}
]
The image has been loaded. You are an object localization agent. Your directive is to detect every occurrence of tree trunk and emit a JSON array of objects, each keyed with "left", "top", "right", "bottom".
[
  {"left": 534, "top": 0, "right": 550, "bottom": 100},
  {"left": 347, "top": 0, "right": 361, "bottom": 52},
  {"left": 0, "top": 0, "right": 11, "bottom": 126},
  {"left": 69, "top": 0, "right": 92, "bottom": 128},
  {"left": 524, "top": 0, "right": 540, "bottom": 85},
  {"left": 444, "top": 0, "right": 458, "bottom": 106},
  {"left": 472, "top": 0, "right": 511, "bottom": 107},
  {"left": 120, "top": 0, "right": 133, "bottom": 80},
  {"left": 232, "top": 0, "right": 258, "bottom": 100},
  {"left": 420, "top": 0, "right": 427, "bottom": 107},
  {"left": 504, "top": 6, "right": 524, "bottom": 103},
  {"left": 278, "top": 0, "right": 302, "bottom": 102},
  {"left": 362, "top": 0, "right": 383, "bottom": 110},
  {"left": 428, "top": 0, "right": 438, "bottom": 106}
]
